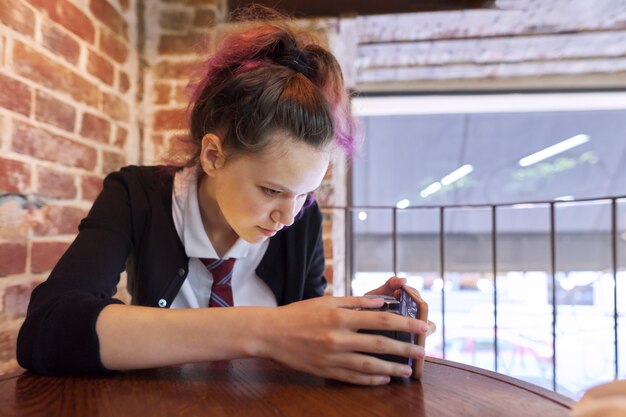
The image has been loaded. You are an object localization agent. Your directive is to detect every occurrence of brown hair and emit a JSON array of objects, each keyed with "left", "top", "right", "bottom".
[{"left": 168, "top": 8, "right": 355, "bottom": 166}]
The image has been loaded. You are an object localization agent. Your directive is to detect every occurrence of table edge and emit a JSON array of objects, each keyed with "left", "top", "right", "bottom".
[
  {"left": 0, "top": 359, "right": 576, "bottom": 409},
  {"left": 425, "top": 357, "right": 574, "bottom": 408}
]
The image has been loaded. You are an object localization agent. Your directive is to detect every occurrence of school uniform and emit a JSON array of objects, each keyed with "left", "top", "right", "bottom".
[{"left": 16, "top": 165, "right": 326, "bottom": 375}]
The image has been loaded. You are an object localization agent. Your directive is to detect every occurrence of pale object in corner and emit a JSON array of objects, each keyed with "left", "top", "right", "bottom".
[{"left": 571, "top": 380, "right": 626, "bottom": 417}]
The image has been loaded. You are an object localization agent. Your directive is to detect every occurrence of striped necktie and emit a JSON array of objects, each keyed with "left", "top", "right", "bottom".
[{"left": 200, "top": 258, "right": 236, "bottom": 307}]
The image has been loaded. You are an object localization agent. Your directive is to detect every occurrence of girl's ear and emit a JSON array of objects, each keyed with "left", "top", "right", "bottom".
[{"left": 200, "top": 133, "right": 226, "bottom": 175}]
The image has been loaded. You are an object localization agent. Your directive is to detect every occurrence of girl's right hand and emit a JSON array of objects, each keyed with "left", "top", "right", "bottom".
[{"left": 251, "top": 296, "right": 429, "bottom": 385}]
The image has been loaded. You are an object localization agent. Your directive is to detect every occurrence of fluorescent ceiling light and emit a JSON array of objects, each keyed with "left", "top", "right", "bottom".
[
  {"left": 396, "top": 199, "right": 410, "bottom": 209},
  {"left": 519, "top": 134, "right": 590, "bottom": 167},
  {"left": 420, "top": 164, "right": 473, "bottom": 198},
  {"left": 420, "top": 182, "right": 441, "bottom": 198},
  {"left": 441, "top": 164, "right": 474, "bottom": 186}
]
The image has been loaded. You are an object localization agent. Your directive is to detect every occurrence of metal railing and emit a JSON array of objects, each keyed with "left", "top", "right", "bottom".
[{"left": 324, "top": 195, "right": 625, "bottom": 392}]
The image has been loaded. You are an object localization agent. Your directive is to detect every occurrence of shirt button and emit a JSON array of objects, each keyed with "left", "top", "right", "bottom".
[
  {"left": 177, "top": 268, "right": 186, "bottom": 277},
  {"left": 158, "top": 299, "right": 167, "bottom": 308}
]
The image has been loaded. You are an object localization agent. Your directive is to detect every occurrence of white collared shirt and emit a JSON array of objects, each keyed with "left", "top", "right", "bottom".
[{"left": 170, "top": 167, "right": 277, "bottom": 308}]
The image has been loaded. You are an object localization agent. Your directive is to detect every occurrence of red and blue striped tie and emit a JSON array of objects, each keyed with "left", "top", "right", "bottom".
[{"left": 201, "top": 258, "right": 236, "bottom": 307}]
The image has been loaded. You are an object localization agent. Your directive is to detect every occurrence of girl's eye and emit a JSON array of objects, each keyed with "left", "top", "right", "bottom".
[{"left": 261, "top": 187, "right": 280, "bottom": 196}]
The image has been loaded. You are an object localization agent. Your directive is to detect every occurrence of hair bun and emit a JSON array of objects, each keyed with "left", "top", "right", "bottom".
[{"left": 274, "top": 48, "right": 310, "bottom": 78}]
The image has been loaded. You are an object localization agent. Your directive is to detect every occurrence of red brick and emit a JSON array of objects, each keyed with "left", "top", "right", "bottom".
[
  {"left": 87, "top": 49, "right": 114, "bottom": 85},
  {"left": 34, "top": 205, "right": 86, "bottom": 236},
  {"left": 322, "top": 213, "right": 333, "bottom": 236},
  {"left": 153, "top": 108, "right": 186, "bottom": 131},
  {"left": 100, "top": 28, "right": 129, "bottom": 64},
  {"left": 174, "top": 84, "right": 190, "bottom": 104},
  {"left": 0, "top": 157, "right": 31, "bottom": 194},
  {"left": 80, "top": 112, "right": 111, "bottom": 143},
  {"left": 0, "top": 243, "right": 27, "bottom": 276},
  {"left": 13, "top": 41, "right": 99, "bottom": 107},
  {"left": 159, "top": 10, "right": 191, "bottom": 31},
  {"left": 102, "top": 92, "right": 129, "bottom": 122},
  {"left": 36, "top": 166, "right": 77, "bottom": 199},
  {"left": 152, "top": 134, "right": 164, "bottom": 147},
  {"left": 324, "top": 263, "right": 334, "bottom": 284},
  {"left": 81, "top": 174, "right": 103, "bottom": 201},
  {"left": 114, "top": 125, "right": 128, "bottom": 147},
  {"left": 0, "top": 73, "right": 31, "bottom": 116},
  {"left": 118, "top": 70, "right": 130, "bottom": 93},
  {"left": 90, "top": 0, "right": 128, "bottom": 40},
  {"left": 31, "top": 241, "right": 70, "bottom": 274},
  {"left": 12, "top": 121, "right": 97, "bottom": 170},
  {"left": 41, "top": 21, "right": 80, "bottom": 66},
  {"left": 158, "top": 34, "right": 204, "bottom": 55},
  {"left": 3, "top": 282, "right": 38, "bottom": 317},
  {"left": 155, "top": 60, "right": 200, "bottom": 80},
  {"left": 0, "top": 0, "right": 36, "bottom": 37},
  {"left": 194, "top": 9, "right": 216, "bottom": 27},
  {"left": 323, "top": 237, "right": 333, "bottom": 259},
  {"left": 103, "top": 150, "right": 126, "bottom": 174},
  {"left": 154, "top": 82, "right": 171, "bottom": 104},
  {"left": 26, "top": 0, "right": 95, "bottom": 43},
  {"left": 35, "top": 90, "right": 76, "bottom": 132}
]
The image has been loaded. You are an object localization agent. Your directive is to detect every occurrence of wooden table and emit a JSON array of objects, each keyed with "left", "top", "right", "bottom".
[{"left": 0, "top": 357, "right": 572, "bottom": 417}]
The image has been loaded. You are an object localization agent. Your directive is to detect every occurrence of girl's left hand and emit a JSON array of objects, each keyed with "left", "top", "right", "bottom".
[{"left": 365, "top": 276, "right": 407, "bottom": 299}]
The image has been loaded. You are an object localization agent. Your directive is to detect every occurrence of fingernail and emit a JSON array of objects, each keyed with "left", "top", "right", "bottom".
[{"left": 402, "top": 366, "right": 412, "bottom": 376}]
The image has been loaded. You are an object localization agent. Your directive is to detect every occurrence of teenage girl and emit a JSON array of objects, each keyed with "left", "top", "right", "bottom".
[{"left": 17, "top": 14, "right": 429, "bottom": 386}]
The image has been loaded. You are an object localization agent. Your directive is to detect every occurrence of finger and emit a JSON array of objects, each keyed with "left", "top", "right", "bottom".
[
  {"left": 332, "top": 352, "right": 414, "bottom": 379},
  {"left": 332, "top": 295, "right": 386, "bottom": 310},
  {"left": 401, "top": 284, "right": 422, "bottom": 299},
  {"left": 365, "top": 277, "right": 406, "bottom": 297},
  {"left": 345, "top": 333, "right": 426, "bottom": 361},
  {"left": 387, "top": 276, "right": 407, "bottom": 288},
  {"left": 426, "top": 320, "right": 436, "bottom": 337},
  {"left": 346, "top": 310, "right": 430, "bottom": 334}
]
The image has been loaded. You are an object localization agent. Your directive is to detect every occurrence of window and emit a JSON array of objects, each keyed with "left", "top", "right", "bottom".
[{"left": 350, "top": 92, "right": 626, "bottom": 399}]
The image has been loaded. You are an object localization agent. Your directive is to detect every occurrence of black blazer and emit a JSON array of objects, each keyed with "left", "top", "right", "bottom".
[{"left": 17, "top": 166, "right": 326, "bottom": 375}]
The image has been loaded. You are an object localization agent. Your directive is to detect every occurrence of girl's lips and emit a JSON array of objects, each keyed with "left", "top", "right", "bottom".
[{"left": 257, "top": 226, "right": 278, "bottom": 237}]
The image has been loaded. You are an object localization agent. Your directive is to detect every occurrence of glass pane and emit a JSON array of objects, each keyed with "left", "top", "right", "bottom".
[
  {"left": 495, "top": 204, "right": 555, "bottom": 392},
  {"left": 396, "top": 208, "right": 442, "bottom": 358},
  {"left": 554, "top": 200, "right": 615, "bottom": 399},
  {"left": 351, "top": 208, "right": 394, "bottom": 295},
  {"left": 441, "top": 207, "right": 495, "bottom": 371}
]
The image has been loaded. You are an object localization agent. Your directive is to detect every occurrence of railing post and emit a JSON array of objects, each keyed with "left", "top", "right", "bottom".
[
  {"left": 612, "top": 198, "right": 619, "bottom": 379},
  {"left": 550, "top": 202, "right": 557, "bottom": 392},
  {"left": 492, "top": 205, "right": 499, "bottom": 372},
  {"left": 392, "top": 207, "right": 398, "bottom": 276},
  {"left": 440, "top": 206, "right": 446, "bottom": 359},
  {"left": 344, "top": 207, "right": 352, "bottom": 296}
]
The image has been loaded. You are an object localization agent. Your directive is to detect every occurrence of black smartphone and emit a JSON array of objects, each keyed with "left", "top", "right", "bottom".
[{"left": 358, "top": 286, "right": 428, "bottom": 379}]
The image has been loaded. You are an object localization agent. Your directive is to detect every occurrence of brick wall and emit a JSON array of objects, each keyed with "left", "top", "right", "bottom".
[
  {"left": 0, "top": 0, "right": 138, "bottom": 374},
  {"left": 141, "top": 0, "right": 224, "bottom": 163}
]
